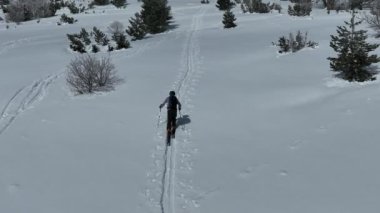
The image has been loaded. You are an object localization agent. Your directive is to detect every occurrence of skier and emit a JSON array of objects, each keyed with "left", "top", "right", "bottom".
[{"left": 159, "top": 91, "right": 182, "bottom": 139}]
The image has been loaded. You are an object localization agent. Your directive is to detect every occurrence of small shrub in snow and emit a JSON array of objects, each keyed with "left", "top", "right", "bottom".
[
  {"left": 216, "top": 0, "right": 235, "bottom": 10},
  {"left": 288, "top": 0, "right": 312, "bottom": 16},
  {"left": 364, "top": 1, "right": 380, "bottom": 37},
  {"left": 67, "top": 34, "right": 86, "bottom": 53},
  {"left": 108, "top": 21, "right": 124, "bottom": 34},
  {"left": 93, "top": 0, "right": 110, "bottom": 6},
  {"left": 80, "top": 28, "right": 91, "bottom": 45},
  {"left": 108, "top": 44, "right": 114, "bottom": 52},
  {"left": 273, "top": 31, "right": 318, "bottom": 53},
  {"left": 112, "top": 32, "right": 130, "bottom": 49},
  {"left": 66, "top": 1, "right": 80, "bottom": 14},
  {"left": 49, "top": 0, "right": 64, "bottom": 15},
  {"left": 269, "top": 2, "right": 282, "bottom": 13},
  {"left": 93, "top": 27, "right": 110, "bottom": 46},
  {"left": 92, "top": 44, "right": 100, "bottom": 53},
  {"left": 6, "top": 0, "right": 56, "bottom": 22},
  {"left": 241, "top": 0, "right": 270, "bottom": 13},
  {"left": 66, "top": 55, "right": 122, "bottom": 94},
  {"left": 60, "top": 14, "right": 77, "bottom": 24},
  {"left": 223, "top": 10, "right": 237, "bottom": 28},
  {"left": 126, "top": 12, "right": 147, "bottom": 40},
  {"left": 1, "top": 5, "right": 9, "bottom": 14},
  {"left": 328, "top": 11, "right": 380, "bottom": 82},
  {"left": 111, "top": 0, "right": 127, "bottom": 8}
]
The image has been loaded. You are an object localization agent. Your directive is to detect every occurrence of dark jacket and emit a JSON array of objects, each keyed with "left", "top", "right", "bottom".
[{"left": 160, "top": 95, "right": 181, "bottom": 111}]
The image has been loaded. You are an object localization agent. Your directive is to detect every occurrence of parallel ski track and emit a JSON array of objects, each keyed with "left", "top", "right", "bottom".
[
  {"left": 158, "top": 5, "right": 208, "bottom": 213},
  {"left": 0, "top": 74, "right": 60, "bottom": 136}
]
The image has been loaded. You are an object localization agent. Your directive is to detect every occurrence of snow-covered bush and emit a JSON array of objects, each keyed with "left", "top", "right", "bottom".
[
  {"left": 66, "top": 1, "right": 80, "bottom": 14},
  {"left": 269, "top": 2, "right": 282, "bottom": 13},
  {"left": 66, "top": 55, "right": 122, "bottom": 94},
  {"left": 6, "top": 0, "right": 56, "bottom": 22},
  {"left": 126, "top": 12, "right": 147, "bottom": 40},
  {"left": 92, "top": 44, "right": 100, "bottom": 53},
  {"left": 60, "top": 13, "right": 77, "bottom": 24},
  {"left": 288, "top": 0, "right": 312, "bottom": 16},
  {"left": 80, "top": 28, "right": 91, "bottom": 45},
  {"left": 67, "top": 26, "right": 129, "bottom": 53},
  {"left": 93, "top": 27, "right": 110, "bottom": 46},
  {"left": 112, "top": 32, "right": 130, "bottom": 49},
  {"left": 67, "top": 34, "right": 86, "bottom": 53},
  {"left": 111, "top": 0, "right": 126, "bottom": 8},
  {"left": 93, "top": 0, "right": 110, "bottom": 5},
  {"left": 241, "top": 0, "right": 270, "bottom": 13},
  {"left": 273, "top": 31, "right": 318, "bottom": 53}
]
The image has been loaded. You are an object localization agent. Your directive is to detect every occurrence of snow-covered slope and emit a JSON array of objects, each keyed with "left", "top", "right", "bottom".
[{"left": 1, "top": 1, "right": 380, "bottom": 213}]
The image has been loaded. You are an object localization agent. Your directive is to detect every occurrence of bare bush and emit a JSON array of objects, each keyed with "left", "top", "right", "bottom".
[
  {"left": 6, "top": 0, "right": 54, "bottom": 22},
  {"left": 288, "top": 0, "right": 312, "bottom": 16},
  {"left": 66, "top": 55, "right": 122, "bottom": 94},
  {"left": 108, "top": 21, "right": 124, "bottom": 34},
  {"left": 273, "top": 31, "right": 318, "bottom": 53}
]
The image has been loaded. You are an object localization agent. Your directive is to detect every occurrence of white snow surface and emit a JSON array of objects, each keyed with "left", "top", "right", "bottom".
[{"left": 1, "top": 1, "right": 380, "bottom": 213}]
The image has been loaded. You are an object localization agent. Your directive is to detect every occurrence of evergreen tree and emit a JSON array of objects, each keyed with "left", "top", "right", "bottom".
[
  {"left": 112, "top": 0, "right": 126, "bottom": 8},
  {"left": 328, "top": 11, "right": 380, "bottom": 82},
  {"left": 126, "top": 12, "right": 147, "bottom": 40},
  {"left": 92, "top": 44, "right": 100, "bottom": 53},
  {"left": 93, "top": 27, "right": 109, "bottom": 46},
  {"left": 93, "top": 0, "right": 110, "bottom": 5},
  {"left": 67, "top": 34, "right": 86, "bottom": 53},
  {"left": 223, "top": 10, "right": 237, "bottom": 28},
  {"left": 79, "top": 28, "right": 91, "bottom": 45},
  {"left": 141, "top": 0, "right": 172, "bottom": 34},
  {"left": 216, "top": 0, "right": 235, "bottom": 11},
  {"left": 112, "top": 32, "right": 130, "bottom": 49}
]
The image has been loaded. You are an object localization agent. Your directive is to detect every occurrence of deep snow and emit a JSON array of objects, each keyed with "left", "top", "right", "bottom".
[{"left": 1, "top": 1, "right": 380, "bottom": 213}]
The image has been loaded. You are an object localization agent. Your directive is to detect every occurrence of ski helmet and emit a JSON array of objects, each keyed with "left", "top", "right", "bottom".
[{"left": 169, "top": 91, "right": 175, "bottom": 96}]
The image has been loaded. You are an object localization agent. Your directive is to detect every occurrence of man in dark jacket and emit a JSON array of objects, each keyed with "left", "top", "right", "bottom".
[{"left": 159, "top": 91, "right": 182, "bottom": 138}]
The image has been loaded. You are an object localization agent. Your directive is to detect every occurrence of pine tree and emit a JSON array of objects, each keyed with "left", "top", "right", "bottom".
[
  {"left": 67, "top": 34, "right": 86, "bottom": 53},
  {"left": 141, "top": 0, "right": 172, "bottom": 34},
  {"left": 79, "top": 28, "right": 91, "bottom": 45},
  {"left": 112, "top": 0, "right": 126, "bottom": 8},
  {"left": 216, "top": 0, "right": 235, "bottom": 11},
  {"left": 223, "top": 10, "right": 237, "bottom": 28},
  {"left": 93, "top": 27, "right": 109, "bottom": 46},
  {"left": 126, "top": 12, "right": 147, "bottom": 40},
  {"left": 112, "top": 32, "right": 130, "bottom": 49},
  {"left": 328, "top": 11, "right": 380, "bottom": 82}
]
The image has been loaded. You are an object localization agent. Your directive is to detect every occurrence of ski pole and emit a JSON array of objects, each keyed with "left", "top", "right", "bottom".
[{"left": 157, "top": 108, "right": 161, "bottom": 128}]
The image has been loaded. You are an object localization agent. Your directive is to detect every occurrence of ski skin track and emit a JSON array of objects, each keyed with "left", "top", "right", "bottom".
[{"left": 156, "top": 5, "right": 208, "bottom": 213}]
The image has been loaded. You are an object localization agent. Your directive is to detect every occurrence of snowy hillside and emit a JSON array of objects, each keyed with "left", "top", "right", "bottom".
[{"left": 1, "top": 0, "right": 380, "bottom": 213}]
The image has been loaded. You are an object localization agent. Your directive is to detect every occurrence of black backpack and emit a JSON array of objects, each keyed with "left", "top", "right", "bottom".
[{"left": 167, "top": 96, "right": 178, "bottom": 109}]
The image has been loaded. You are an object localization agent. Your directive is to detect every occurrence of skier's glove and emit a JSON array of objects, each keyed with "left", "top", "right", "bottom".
[{"left": 159, "top": 104, "right": 163, "bottom": 109}]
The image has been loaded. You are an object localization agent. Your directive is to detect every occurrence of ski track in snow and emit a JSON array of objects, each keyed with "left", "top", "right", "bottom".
[
  {"left": 0, "top": 35, "right": 52, "bottom": 55},
  {"left": 0, "top": 73, "right": 61, "bottom": 136},
  {"left": 145, "top": 5, "right": 208, "bottom": 213}
]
